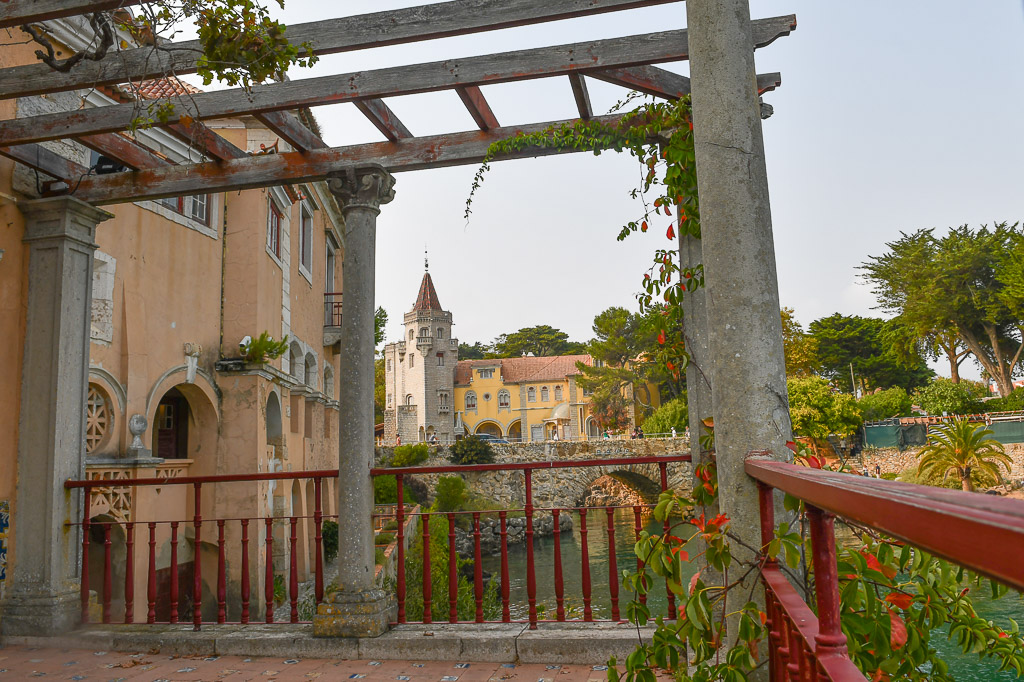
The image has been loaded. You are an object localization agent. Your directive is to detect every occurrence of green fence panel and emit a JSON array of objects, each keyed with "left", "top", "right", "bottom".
[
  {"left": 987, "top": 421, "right": 1024, "bottom": 445},
  {"left": 864, "top": 425, "right": 901, "bottom": 449}
]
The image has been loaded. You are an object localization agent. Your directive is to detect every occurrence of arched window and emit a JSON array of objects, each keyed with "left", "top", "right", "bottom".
[
  {"left": 527, "top": 387, "right": 536, "bottom": 403},
  {"left": 406, "top": 394, "right": 415, "bottom": 405},
  {"left": 420, "top": 327, "right": 429, "bottom": 338},
  {"left": 323, "top": 365, "right": 334, "bottom": 399},
  {"left": 304, "top": 352, "right": 318, "bottom": 391},
  {"left": 465, "top": 391, "right": 477, "bottom": 411},
  {"left": 554, "top": 385, "right": 563, "bottom": 401},
  {"left": 409, "top": 353, "right": 414, "bottom": 368},
  {"left": 541, "top": 386, "right": 549, "bottom": 402},
  {"left": 437, "top": 327, "right": 444, "bottom": 339},
  {"left": 86, "top": 384, "right": 112, "bottom": 454},
  {"left": 439, "top": 393, "right": 449, "bottom": 408},
  {"left": 498, "top": 389, "right": 510, "bottom": 410},
  {"left": 409, "top": 329, "right": 415, "bottom": 341}
]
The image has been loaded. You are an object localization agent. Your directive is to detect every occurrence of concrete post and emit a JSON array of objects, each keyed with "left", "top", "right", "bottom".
[
  {"left": 680, "top": 234, "right": 712, "bottom": 469},
  {"left": 686, "top": 0, "right": 793, "bottom": 647},
  {"left": 315, "top": 165, "right": 395, "bottom": 637},
  {"left": 1, "top": 197, "right": 112, "bottom": 636}
]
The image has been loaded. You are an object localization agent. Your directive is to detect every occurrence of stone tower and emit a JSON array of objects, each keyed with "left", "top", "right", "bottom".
[{"left": 382, "top": 267, "right": 459, "bottom": 443}]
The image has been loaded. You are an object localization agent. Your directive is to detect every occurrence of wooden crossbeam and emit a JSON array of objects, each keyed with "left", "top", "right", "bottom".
[
  {"left": 0, "top": 0, "right": 141, "bottom": 29},
  {"left": 164, "top": 121, "right": 247, "bottom": 161},
  {"left": 456, "top": 86, "right": 500, "bottom": 130},
  {"left": 78, "top": 133, "right": 168, "bottom": 170},
  {"left": 255, "top": 112, "right": 328, "bottom": 152},
  {"left": 0, "top": 0, "right": 680, "bottom": 100},
  {"left": 0, "top": 144, "right": 89, "bottom": 182},
  {"left": 353, "top": 99, "right": 413, "bottom": 141},
  {"left": 567, "top": 74, "right": 593, "bottom": 120},
  {"left": 65, "top": 113, "right": 642, "bottom": 205},
  {"left": 0, "top": 17, "right": 796, "bottom": 148},
  {"left": 757, "top": 73, "right": 783, "bottom": 94},
  {"left": 592, "top": 67, "right": 782, "bottom": 100}
]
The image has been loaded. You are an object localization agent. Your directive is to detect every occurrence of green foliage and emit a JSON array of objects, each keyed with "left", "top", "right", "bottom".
[
  {"left": 273, "top": 573, "right": 285, "bottom": 605},
  {"left": 491, "top": 325, "right": 585, "bottom": 358},
  {"left": 240, "top": 331, "right": 288, "bottom": 363},
  {"left": 457, "top": 341, "right": 492, "bottom": 359},
  {"left": 449, "top": 436, "right": 495, "bottom": 465},
  {"left": 808, "top": 314, "right": 933, "bottom": 392},
  {"left": 321, "top": 519, "right": 338, "bottom": 563},
  {"left": 374, "top": 307, "right": 388, "bottom": 346},
  {"left": 374, "top": 355, "right": 386, "bottom": 423},
  {"left": 985, "top": 387, "right": 1024, "bottom": 412},
  {"left": 911, "top": 378, "right": 988, "bottom": 416},
  {"left": 858, "top": 387, "right": 913, "bottom": 422},
  {"left": 432, "top": 475, "right": 469, "bottom": 513},
  {"left": 897, "top": 465, "right": 995, "bottom": 491},
  {"left": 390, "top": 443, "right": 430, "bottom": 467},
  {"left": 787, "top": 376, "right": 863, "bottom": 448},
  {"left": 781, "top": 307, "right": 820, "bottom": 377},
  {"left": 641, "top": 397, "right": 688, "bottom": 435},
  {"left": 374, "top": 475, "right": 398, "bottom": 504},
  {"left": 374, "top": 547, "right": 386, "bottom": 566},
  {"left": 916, "top": 419, "right": 1011, "bottom": 491}
]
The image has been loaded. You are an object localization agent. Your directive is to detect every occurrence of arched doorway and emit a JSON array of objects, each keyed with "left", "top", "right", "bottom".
[
  {"left": 474, "top": 421, "right": 502, "bottom": 438},
  {"left": 153, "top": 387, "right": 190, "bottom": 459},
  {"left": 507, "top": 419, "right": 522, "bottom": 441},
  {"left": 586, "top": 417, "right": 601, "bottom": 439},
  {"left": 148, "top": 380, "right": 219, "bottom": 463}
]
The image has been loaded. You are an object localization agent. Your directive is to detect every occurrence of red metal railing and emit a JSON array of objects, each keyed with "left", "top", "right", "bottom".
[
  {"left": 324, "top": 292, "right": 342, "bottom": 327},
  {"left": 747, "top": 455, "right": 1024, "bottom": 681}
]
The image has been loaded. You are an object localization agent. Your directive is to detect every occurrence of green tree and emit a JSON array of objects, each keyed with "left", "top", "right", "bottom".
[
  {"left": 449, "top": 436, "right": 495, "bottom": 465},
  {"left": 911, "top": 378, "right": 988, "bottom": 416},
  {"left": 862, "top": 223, "right": 1024, "bottom": 396},
  {"left": 457, "top": 341, "right": 492, "bottom": 359},
  {"left": 374, "top": 306, "right": 388, "bottom": 347},
  {"left": 856, "top": 387, "right": 912, "bottom": 422},
  {"left": 491, "top": 325, "right": 584, "bottom": 358},
  {"left": 374, "top": 355, "right": 385, "bottom": 423},
  {"left": 780, "top": 307, "right": 819, "bottom": 377},
  {"left": 787, "top": 376, "right": 863, "bottom": 453},
  {"left": 916, "top": 419, "right": 1011, "bottom": 492},
  {"left": 641, "top": 396, "right": 688, "bottom": 435},
  {"left": 808, "top": 313, "right": 933, "bottom": 392}
]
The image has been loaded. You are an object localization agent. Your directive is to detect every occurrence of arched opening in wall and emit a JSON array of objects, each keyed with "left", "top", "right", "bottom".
[
  {"left": 474, "top": 421, "right": 502, "bottom": 438},
  {"left": 289, "top": 342, "right": 303, "bottom": 382},
  {"left": 152, "top": 384, "right": 218, "bottom": 461},
  {"left": 86, "top": 515, "right": 127, "bottom": 618},
  {"left": 323, "top": 365, "right": 334, "bottom": 399},
  {"left": 304, "top": 352, "right": 318, "bottom": 391},
  {"left": 578, "top": 470, "right": 661, "bottom": 507},
  {"left": 425, "top": 426, "right": 436, "bottom": 443},
  {"left": 586, "top": 417, "right": 601, "bottom": 439},
  {"left": 418, "top": 426, "right": 425, "bottom": 442},
  {"left": 86, "top": 383, "right": 115, "bottom": 456},
  {"left": 266, "top": 392, "right": 283, "bottom": 452},
  {"left": 507, "top": 420, "right": 522, "bottom": 441}
]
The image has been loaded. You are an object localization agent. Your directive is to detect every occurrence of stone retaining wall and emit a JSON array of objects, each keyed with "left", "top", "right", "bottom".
[{"left": 860, "top": 442, "right": 1024, "bottom": 480}]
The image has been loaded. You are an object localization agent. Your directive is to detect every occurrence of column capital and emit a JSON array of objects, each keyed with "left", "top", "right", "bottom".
[
  {"left": 19, "top": 196, "right": 113, "bottom": 249},
  {"left": 327, "top": 165, "right": 396, "bottom": 216}
]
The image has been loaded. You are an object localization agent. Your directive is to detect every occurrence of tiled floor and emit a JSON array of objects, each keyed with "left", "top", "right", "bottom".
[{"left": 0, "top": 646, "right": 615, "bottom": 682}]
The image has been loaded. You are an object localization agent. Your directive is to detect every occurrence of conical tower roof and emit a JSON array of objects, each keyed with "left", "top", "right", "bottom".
[{"left": 412, "top": 271, "right": 443, "bottom": 311}]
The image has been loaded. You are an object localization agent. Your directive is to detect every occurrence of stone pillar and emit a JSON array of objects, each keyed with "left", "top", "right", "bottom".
[
  {"left": 680, "top": 233, "right": 714, "bottom": 483},
  {"left": 315, "top": 165, "right": 395, "bottom": 637},
  {"left": 1, "top": 197, "right": 112, "bottom": 636},
  {"left": 686, "top": 0, "right": 793, "bottom": 645}
]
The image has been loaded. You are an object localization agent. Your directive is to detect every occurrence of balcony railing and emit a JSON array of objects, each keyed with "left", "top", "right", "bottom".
[{"left": 323, "top": 292, "right": 342, "bottom": 327}]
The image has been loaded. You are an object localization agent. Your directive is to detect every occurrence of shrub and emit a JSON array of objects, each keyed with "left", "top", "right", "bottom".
[
  {"left": 787, "top": 376, "right": 862, "bottom": 451},
  {"left": 321, "top": 520, "right": 339, "bottom": 563},
  {"left": 450, "top": 436, "right": 495, "bottom": 465},
  {"left": 879, "top": 472, "right": 898, "bottom": 481},
  {"left": 391, "top": 443, "right": 429, "bottom": 467},
  {"left": 374, "top": 547, "right": 386, "bottom": 566},
  {"left": 433, "top": 475, "right": 468, "bottom": 512},
  {"left": 986, "top": 387, "right": 1024, "bottom": 412},
  {"left": 374, "top": 475, "right": 398, "bottom": 504},
  {"left": 641, "top": 396, "right": 688, "bottom": 435},
  {"left": 240, "top": 331, "right": 288, "bottom": 363},
  {"left": 857, "top": 387, "right": 912, "bottom": 422},
  {"left": 911, "top": 378, "right": 988, "bottom": 416}
]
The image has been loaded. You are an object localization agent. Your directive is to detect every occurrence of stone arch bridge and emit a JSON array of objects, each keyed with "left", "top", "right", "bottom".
[{"left": 377, "top": 439, "right": 693, "bottom": 511}]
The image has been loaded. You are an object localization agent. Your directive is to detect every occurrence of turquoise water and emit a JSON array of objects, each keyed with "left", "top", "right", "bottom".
[{"left": 482, "top": 508, "right": 1024, "bottom": 680}]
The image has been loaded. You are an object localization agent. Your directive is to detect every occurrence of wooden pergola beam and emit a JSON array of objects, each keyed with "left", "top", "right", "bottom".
[
  {"left": 591, "top": 67, "right": 782, "bottom": 100},
  {"left": 567, "top": 74, "right": 593, "bottom": 120},
  {"left": 456, "top": 86, "right": 500, "bottom": 130},
  {"left": 65, "top": 113, "right": 641, "bottom": 205},
  {"left": 353, "top": 99, "right": 413, "bottom": 141},
  {"left": 0, "top": 17, "right": 796, "bottom": 148},
  {"left": 255, "top": 112, "right": 328, "bottom": 152},
  {"left": 0, "top": 144, "right": 89, "bottom": 182},
  {"left": 0, "top": 0, "right": 680, "bottom": 100},
  {"left": 164, "top": 121, "right": 247, "bottom": 161},
  {"left": 78, "top": 133, "right": 168, "bottom": 170},
  {"left": 0, "top": 0, "right": 140, "bottom": 29}
]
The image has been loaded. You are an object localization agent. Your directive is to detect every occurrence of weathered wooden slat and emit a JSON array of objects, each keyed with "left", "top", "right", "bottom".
[
  {"left": 591, "top": 67, "right": 782, "bottom": 100},
  {"left": 66, "top": 113, "right": 640, "bottom": 205},
  {"left": 254, "top": 111, "right": 327, "bottom": 152},
  {"left": 456, "top": 86, "right": 500, "bottom": 131},
  {"left": 567, "top": 74, "right": 593, "bottom": 120},
  {"left": 0, "top": 0, "right": 680, "bottom": 100},
  {"left": 78, "top": 133, "right": 169, "bottom": 170},
  {"left": 165, "top": 121, "right": 247, "bottom": 161},
  {"left": 0, "top": 0, "right": 141, "bottom": 29},
  {"left": 0, "top": 144, "right": 88, "bottom": 182},
  {"left": 756, "top": 72, "right": 783, "bottom": 94},
  {"left": 0, "top": 18, "right": 796, "bottom": 147},
  {"left": 353, "top": 99, "right": 413, "bottom": 141}
]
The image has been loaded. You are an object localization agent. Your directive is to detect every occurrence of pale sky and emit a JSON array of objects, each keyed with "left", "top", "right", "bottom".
[{"left": 183, "top": 1, "right": 1024, "bottom": 380}]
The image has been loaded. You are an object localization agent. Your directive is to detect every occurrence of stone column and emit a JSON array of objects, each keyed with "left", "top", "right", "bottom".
[
  {"left": 680, "top": 233, "right": 712, "bottom": 468},
  {"left": 315, "top": 165, "right": 395, "bottom": 637},
  {"left": 686, "top": 0, "right": 793, "bottom": 646},
  {"left": 1, "top": 197, "right": 112, "bottom": 636}
]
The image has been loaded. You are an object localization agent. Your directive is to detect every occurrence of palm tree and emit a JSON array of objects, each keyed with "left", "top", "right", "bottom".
[{"left": 916, "top": 419, "right": 1011, "bottom": 492}]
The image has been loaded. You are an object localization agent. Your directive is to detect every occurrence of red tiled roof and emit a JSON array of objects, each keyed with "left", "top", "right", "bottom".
[
  {"left": 135, "top": 78, "right": 204, "bottom": 100},
  {"left": 412, "top": 272, "right": 443, "bottom": 311},
  {"left": 455, "top": 355, "right": 592, "bottom": 386}
]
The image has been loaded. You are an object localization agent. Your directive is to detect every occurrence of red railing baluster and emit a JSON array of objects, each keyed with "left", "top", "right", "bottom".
[
  {"left": 473, "top": 512, "right": 483, "bottom": 623},
  {"left": 124, "top": 521, "right": 135, "bottom": 623},
  {"left": 758, "top": 481, "right": 780, "bottom": 680},
  {"left": 447, "top": 512, "right": 457, "bottom": 623},
  {"left": 552, "top": 508, "right": 565, "bottom": 621},
  {"left": 80, "top": 492, "right": 91, "bottom": 624},
  {"left": 396, "top": 474, "right": 406, "bottom": 624},
  {"left": 193, "top": 482, "right": 203, "bottom": 630},
  {"left": 659, "top": 462, "right": 674, "bottom": 619},
  {"left": 579, "top": 509, "right": 592, "bottom": 622},
  {"left": 240, "top": 519, "right": 250, "bottom": 624},
  {"left": 217, "top": 520, "right": 226, "bottom": 624},
  {"left": 524, "top": 469, "right": 538, "bottom": 629},
  {"left": 169, "top": 521, "right": 179, "bottom": 624},
  {"left": 633, "top": 505, "right": 647, "bottom": 606},
  {"left": 421, "top": 511, "right": 432, "bottom": 624},
  {"left": 289, "top": 516, "right": 299, "bottom": 623},
  {"left": 499, "top": 511, "right": 510, "bottom": 623},
  {"left": 786, "top": 617, "right": 803, "bottom": 681},
  {"left": 807, "top": 506, "right": 848, "bottom": 660},
  {"left": 146, "top": 522, "right": 157, "bottom": 624},
  {"left": 265, "top": 516, "right": 274, "bottom": 624},
  {"left": 102, "top": 523, "right": 112, "bottom": 624},
  {"left": 606, "top": 507, "right": 620, "bottom": 621},
  {"left": 314, "top": 477, "right": 324, "bottom": 604}
]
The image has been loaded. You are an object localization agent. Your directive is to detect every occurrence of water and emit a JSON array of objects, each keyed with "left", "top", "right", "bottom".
[{"left": 482, "top": 508, "right": 1024, "bottom": 680}]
